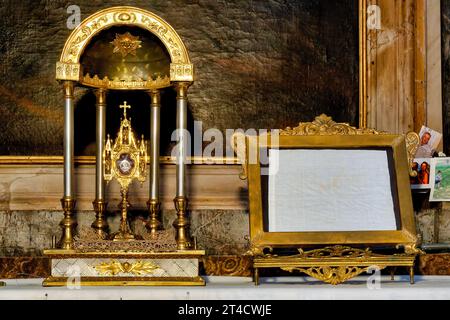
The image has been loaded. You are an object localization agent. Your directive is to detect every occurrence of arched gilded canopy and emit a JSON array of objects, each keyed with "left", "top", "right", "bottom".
[{"left": 56, "top": 6, "right": 194, "bottom": 89}]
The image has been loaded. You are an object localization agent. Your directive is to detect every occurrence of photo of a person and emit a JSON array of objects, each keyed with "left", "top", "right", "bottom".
[
  {"left": 435, "top": 170, "right": 443, "bottom": 189},
  {"left": 411, "top": 158, "right": 431, "bottom": 189},
  {"left": 415, "top": 126, "right": 443, "bottom": 158},
  {"left": 418, "top": 162, "right": 430, "bottom": 185}
]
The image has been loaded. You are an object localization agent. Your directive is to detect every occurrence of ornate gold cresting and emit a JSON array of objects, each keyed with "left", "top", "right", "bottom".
[
  {"left": 104, "top": 102, "right": 148, "bottom": 241},
  {"left": 94, "top": 260, "right": 160, "bottom": 276},
  {"left": 280, "top": 114, "right": 384, "bottom": 136},
  {"left": 232, "top": 114, "right": 384, "bottom": 181}
]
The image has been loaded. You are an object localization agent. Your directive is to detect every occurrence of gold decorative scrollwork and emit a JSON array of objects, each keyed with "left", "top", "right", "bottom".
[
  {"left": 405, "top": 131, "right": 420, "bottom": 178},
  {"left": 253, "top": 245, "right": 417, "bottom": 285},
  {"left": 397, "top": 242, "right": 426, "bottom": 256},
  {"left": 280, "top": 114, "right": 384, "bottom": 136},
  {"left": 295, "top": 246, "right": 375, "bottom": 259},
  {"left": 94, "top": 260, "right": 160, "bottom": 276},
  {"left": 281, "top": 265, "right": 384, "bottom": 285}
]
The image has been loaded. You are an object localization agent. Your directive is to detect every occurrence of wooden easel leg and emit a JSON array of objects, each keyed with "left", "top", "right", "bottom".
[{"left": 253, "top": 268, "right": 259, "bottom": 286}]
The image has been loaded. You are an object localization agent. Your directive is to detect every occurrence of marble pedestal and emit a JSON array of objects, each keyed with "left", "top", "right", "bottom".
[{"left": 43, "top": 250, "right": 205, "bottom": 287}]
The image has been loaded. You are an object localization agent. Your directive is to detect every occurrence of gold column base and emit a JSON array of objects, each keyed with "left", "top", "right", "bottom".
[
  {"left": 92, "top": 199, "right": 109, "bottom": 237},
  {"left": 146, "top": 199, "right": 162, "bottom": 236},
  {"left": 173, "top": 196, "right": 192, "bottom": 250},
  {"left": 59, "top": 197, "right": 77, "bottom": 250}
]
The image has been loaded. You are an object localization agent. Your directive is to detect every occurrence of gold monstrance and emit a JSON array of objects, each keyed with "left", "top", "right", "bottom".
[{"left": 104, "top": 101, "right": 148, "bottom": 241}]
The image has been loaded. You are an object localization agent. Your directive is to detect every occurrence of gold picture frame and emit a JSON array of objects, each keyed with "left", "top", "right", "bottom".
[{"left": 244, "top": 115, "right": 422, "bottom": 285}]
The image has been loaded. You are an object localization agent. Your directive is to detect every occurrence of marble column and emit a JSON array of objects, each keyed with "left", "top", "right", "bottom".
[
  {"left": 146, "top": 90, "right": 162, "bottom": 235},
  {"left": 173, "top": 82, "right": 192, "bottom": 250},
  {"left": 92, "top": 88, "right": 108, "bottom": 236},
  {"left": 59, "top": 81, "right": 77, "bottom": 250}
]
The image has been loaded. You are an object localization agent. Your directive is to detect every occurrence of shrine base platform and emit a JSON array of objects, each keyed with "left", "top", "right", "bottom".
[{"left": 1, "top": 276, "right": 450, "bottom": 300}]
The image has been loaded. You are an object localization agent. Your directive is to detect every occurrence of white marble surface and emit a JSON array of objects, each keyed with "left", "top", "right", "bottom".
[{"left": 1, "top": 276, "right": 450, "bottom": 300}]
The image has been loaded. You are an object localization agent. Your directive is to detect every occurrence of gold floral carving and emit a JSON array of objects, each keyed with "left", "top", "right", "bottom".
[
  {"left": 56, "top": 62, "right": 80, "bottom": 81},
  {"left": 203, "top": 256, "right": 252, "bottom": 277},
  {"left": 280, "top": 114, "right": 384, "bottom": 136},
  {"left": 170, "top": 63, "right": 194, "bottom": 82},
  {"left": 59, "top": 7, "right": 192, "bottom": 82},
  {"left": 94, "top": 260, "right": 160, "bottom": 276}
]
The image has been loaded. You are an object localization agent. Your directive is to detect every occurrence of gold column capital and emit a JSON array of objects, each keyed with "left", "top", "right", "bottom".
[
  {"left": 149, "top": 90, "right": 161, "bottom": 106},
  {"left": 62, "top": 81, "right": 75, "bottom": 99},
  {"left": 94, "top": 88, "right": 108, "bottom": 105},
  {"left": 175, "top": 82, "right": 191, "bottom": 99}
]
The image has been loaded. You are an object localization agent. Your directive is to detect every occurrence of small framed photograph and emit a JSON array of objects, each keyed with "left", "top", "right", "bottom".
[
  {"left": 410, "top": 158, "right": 431, "bottom": 189},
  {"left": 430, "top": 158, "right": 450, "bottom": 202},
  {"left": 415, "top": 126, "right": 443, "bottom": 158}
]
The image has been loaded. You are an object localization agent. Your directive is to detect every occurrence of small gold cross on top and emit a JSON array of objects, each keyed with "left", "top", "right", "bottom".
[{"left": 120, "top": 101, "right": 131, "bottom": 119}]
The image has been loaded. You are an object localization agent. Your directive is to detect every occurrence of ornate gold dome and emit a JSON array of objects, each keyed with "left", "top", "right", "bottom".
[{"left": 79, "top": 26, "right": 171, "bottom": 90}]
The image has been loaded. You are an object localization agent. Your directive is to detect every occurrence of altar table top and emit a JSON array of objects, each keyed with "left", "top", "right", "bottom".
[{"left": 0, "top": 276, "right": 449, "bottom": 300}]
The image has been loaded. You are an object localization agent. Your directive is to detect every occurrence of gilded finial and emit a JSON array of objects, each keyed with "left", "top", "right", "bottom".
[{"left": 120, "top": 101, "right": 131, "bottom": 119}]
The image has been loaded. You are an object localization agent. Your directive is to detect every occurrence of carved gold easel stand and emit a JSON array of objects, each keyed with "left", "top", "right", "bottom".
[{"left": 252, "top": 245, "right": 423, "bottom": 286}]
